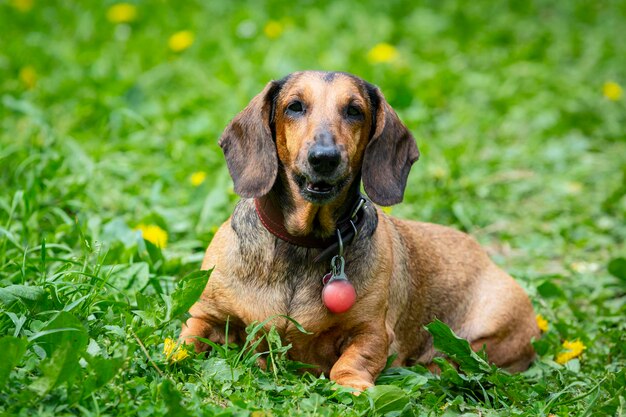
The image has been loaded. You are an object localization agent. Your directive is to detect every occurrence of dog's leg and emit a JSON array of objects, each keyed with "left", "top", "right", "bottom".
[
  {"left": 329, "top": 323, "right": 389, "bottom": 391},
  {"left": 179, "top": 302, "right": 236, "bottom": 352},
  {"left": 462, "top": 266, "right": 540, "bottom": 372},
  {"left": 468, "top": 311, "right": 539, "bottom": 373},
  {"left": 180, "top": 315, "right": 214, "bottom": 352}
]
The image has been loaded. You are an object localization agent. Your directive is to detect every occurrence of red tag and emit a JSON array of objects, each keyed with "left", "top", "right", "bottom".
[{"left": 322, "top": 278, "right": 356, "bottom": 314}]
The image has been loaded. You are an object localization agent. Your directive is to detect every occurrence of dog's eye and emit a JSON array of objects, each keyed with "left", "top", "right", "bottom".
[
  {"left": 287, "top": 101, "right": 304, "bottom": 113},
  {"left": 346, "top": 105, "right": 362, "bottom": 117}
]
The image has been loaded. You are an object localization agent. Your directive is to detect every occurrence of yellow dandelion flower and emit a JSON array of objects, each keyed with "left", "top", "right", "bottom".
[
  {"left": 555, "top": 339, "right": 585, "bottom": 364},
  {"left": 536, "top": 314, "right": 549, "bottom": 332},
  {"left": 106, "top": 3, "right": 137, "bottom": 24},
  {"left": 570, "top": 262, "right": 599, "bottom": 274},
  {"left": 565, "top": 181, "right": 583, "bottom": 194},
  {"left": 168, "top": 30, "right": 194, "bottom": 52},
  {"left": 19, "top": 66, "right": 37, "bottom": 89},
  {"left": 10, "top": 0, "right": 33, "bottom": 12},
  {"left": 381, "top": 206, "right": 393, "bottom": 214},
  {"left": 431, "top": 166, "right": 447, "bottom": 180},
  {"left": 172, "top": 348, "right": 189, "bottom": 362},
  {"left": 367, "top": 43, "right": 399, "bottom": 64},
  {"left": 190, "top": 171, "right": 207, "bottom": 186},
  {"left": 135, "top": 224, "right": 168, "bottom": 248},
  {"left": 603, "top": 81, "right": 623, "bottom": 101},
  {"left": 263, "top": 20, "right": 283, "bottom": 39},
  {"left": 163, "top": 337, "right": 189, "bottom": 363},
  {"left": 163, "top": 337, "right": 176, "bottom": 357}
]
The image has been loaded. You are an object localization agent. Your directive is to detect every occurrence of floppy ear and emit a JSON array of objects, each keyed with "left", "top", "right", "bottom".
[
  {"left": 362, "top": 85, "right": 420, "bottom": 206},
  {"left": 218, "top": 81, "right": 281, "bottom": 198}
]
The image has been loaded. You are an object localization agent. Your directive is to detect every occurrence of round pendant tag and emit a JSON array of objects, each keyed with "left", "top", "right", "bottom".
[{"left": 322, "top": 278, "right": 356, "bottom": 313}]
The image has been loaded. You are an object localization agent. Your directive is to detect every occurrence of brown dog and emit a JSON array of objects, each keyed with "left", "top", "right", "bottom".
[{"left": 180, "top": 71, "right": 539, "bottom": 391}]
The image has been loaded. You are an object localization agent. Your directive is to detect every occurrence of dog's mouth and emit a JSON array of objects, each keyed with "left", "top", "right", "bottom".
[
  {"left": 306, "top": 181, "right": 334, "bottom": 194},
  {"left": 294, "top": 174, "right": 348, "bottom": 204}
]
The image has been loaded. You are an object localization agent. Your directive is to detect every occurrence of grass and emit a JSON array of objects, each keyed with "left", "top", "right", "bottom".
[{"left": 1, "top": 0, "right": 626, "bottom": 415}]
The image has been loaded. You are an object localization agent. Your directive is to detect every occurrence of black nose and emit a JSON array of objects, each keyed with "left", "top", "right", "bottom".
[{"left": 308, "top": 143, "right": 341, "bottom": 175}]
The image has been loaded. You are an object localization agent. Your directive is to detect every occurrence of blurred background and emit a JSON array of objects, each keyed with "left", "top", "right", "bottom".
[{"left": 1, "top": 0, "right": 625, "bottom": 277}]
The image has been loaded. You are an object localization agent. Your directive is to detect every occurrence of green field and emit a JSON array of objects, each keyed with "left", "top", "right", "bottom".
[{"left": 1, "top": 0, "right": 626, "bottom": 415}]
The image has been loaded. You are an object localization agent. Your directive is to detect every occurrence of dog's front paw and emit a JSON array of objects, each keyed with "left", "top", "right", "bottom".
[{"left": 333, "top": 376, "right": 374, "bottom": 393}]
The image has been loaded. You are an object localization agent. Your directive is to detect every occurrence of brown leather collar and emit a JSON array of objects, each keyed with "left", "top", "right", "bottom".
[{"left": 254, "top": 194, "right": 369, "bottom": 262}]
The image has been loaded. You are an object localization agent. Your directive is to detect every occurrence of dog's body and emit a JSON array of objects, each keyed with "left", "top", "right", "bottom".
[{"left": 181, "top": 71, "right": 539, "bottom": 391}]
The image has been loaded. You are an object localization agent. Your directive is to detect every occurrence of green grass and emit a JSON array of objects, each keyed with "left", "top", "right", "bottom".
[{"left": 1, "top": 0, "right": 626, "bottom": 415}]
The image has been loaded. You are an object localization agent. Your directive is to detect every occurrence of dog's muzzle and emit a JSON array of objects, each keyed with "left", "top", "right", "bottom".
[
  {"left": 307, "top": 143, "right": 341, "bottom": 176},
  {"left": 296, "top": 131, "right": 349, "bottom": 203}
]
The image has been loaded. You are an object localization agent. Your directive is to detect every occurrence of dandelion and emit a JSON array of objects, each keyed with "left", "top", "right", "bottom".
[
  {"left": 135, "top": 224, "right": 168, "bottom": 248},
  {"left": 565, "top": 181, "right": 583, "bottom": 194},
  {"left": 555, "top": 339, "right": 585, "bottom": 364},
  {"left": 603, "top": 81, "right": 623, "bottom": 101},
  {"left": 263, "top": 20, "right": 283, "bottom": 39},
  {"left": 106, "top": 3, "right": 137, "bottom": 24},
  {"left": 570, "top": 262, "right": 600, "bottom": 274},
  {"left": 189, "top": 171, "right": 207, "bottom": 186},
  {"left": 536, "top": 314, "right": 549, "bottom": 332},
  {"left": 19, "top": 66, "right": 37, "bottom": 89},
  {"left": 163, "top": 337, "right": 176, "bottom": 357},
  {"left": 431, "top": 166, "right": 447, "bottom": 180},
  {"left": 10, "top": 0, "right": 33, "bottom": 12},
  {"left": 168, "top": 30, "right": 194, "bottom": 52},
  {"left": 163, "top": 337, "right": 189, "bottom": 363},
  {"left": 381, "top": 206, "right": 393, "bottom": 214},
  {"left": 367, "top": 43, "right": 398, "bottom": 64},
  {"left": 172, "top": 348, "right": 189, "bottom": 362}
]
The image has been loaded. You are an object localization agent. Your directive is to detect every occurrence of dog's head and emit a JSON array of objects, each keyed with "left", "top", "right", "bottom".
[{"left": 219, "top": 71, "right": 419, "bottom": 206}]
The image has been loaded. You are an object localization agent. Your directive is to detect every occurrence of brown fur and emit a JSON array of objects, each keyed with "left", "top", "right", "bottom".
[{"left": 181, "top": 71, "right": 540, "bottom": 391}]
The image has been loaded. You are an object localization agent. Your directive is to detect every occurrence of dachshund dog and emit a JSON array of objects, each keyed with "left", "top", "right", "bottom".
[{"left": 180, "top": 71, "right": 539, "bottom": 391}]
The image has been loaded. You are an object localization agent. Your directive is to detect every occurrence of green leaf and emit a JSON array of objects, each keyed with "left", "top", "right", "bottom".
[
  {"left": 169, "top": 269, "right": 212, "bottom": 320},
  {"left": 425, "top": 319, "right": 491, "bottom": 374},
  {"left": 366, "top": 385, "right": 410, "bottom": 415},
  {"left": 278, "top": 314, "right": 314, "bottom": 335},
  {"left": 159, "top": 379, "right": 191, "bottom": 417},
  {"left": 376, "top": 367, "right": 429, "bottom": 389},
  {"left": 81, "top": 354, "right": 125, "bottom": 398},
  {"left": 101, "top": 217, "right": 137, "bottom": 247},
  {"left": 608, "top": 257, "right": 626, "bottom": 282},
  {"left": 104, "top": 262, "right": 150, "bottom": 291},
  {"left": 28, "top": 312, "right": 88, "bottom": 395},
  {"left": 32, "top": 311, "right": 88, "bottom": 357},
  {"left": 0, "top": 336, "right": 28, "bottom": 387},
  {"left": 29, "top": 340, "right": 81, "bottom": 395},
  {"left": 300, "top": 393, "right": 327, "bottom": 412},
  {"left": 201, "top": 357, "right": 242, "bottom": 383},
  {"left": 0, "top": 285, "right": 45, "bottom": 306},
  {"left": 133, "top": 292, "right": 163, "bottom": 327},
  {"left": 537, "top": 280, "right": 566, "bottom": 298},
  {"left": 433, "top": 357, "right": 466, "bottom": 385},
  {"left": 142, "top": 238, "right": 165, "bottom": 267}
]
